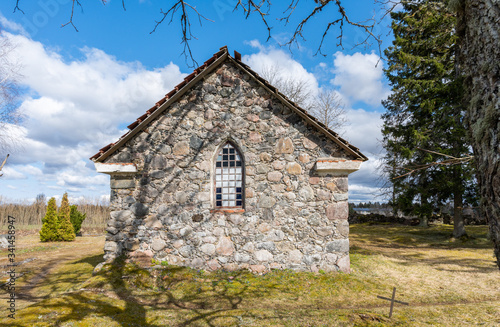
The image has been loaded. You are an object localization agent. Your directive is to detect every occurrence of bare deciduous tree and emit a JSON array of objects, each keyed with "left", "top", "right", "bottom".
[
  {"left": 260, "top": 64, "right": 348, "bottom": 132},
  {"left": 260, "top": 64, "right": 314, "bottom": 110},
  {"left": 0, "top": 31, "right": 23, "bottom": 174},
  {"left": 310, "top": 89, "right": 348, "bottom": 131}
]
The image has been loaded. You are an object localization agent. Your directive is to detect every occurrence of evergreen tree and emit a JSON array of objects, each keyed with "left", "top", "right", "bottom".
[
  {"left": 39, "top": 197, "right": 59, "bottom": 242},
  {"left": 69, "top": 205, "right": 86, "bottom": 236},
  {"left": 58, "top": 193, "right": 76, "bottom": 241},
  {"left": 382, "top": 0, "right": 476, "bottom": 234}
]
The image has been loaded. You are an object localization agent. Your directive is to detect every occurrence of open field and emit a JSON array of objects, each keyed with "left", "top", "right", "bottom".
[{"left": 0, "top": 224, "right": 498, "bottom": 326}]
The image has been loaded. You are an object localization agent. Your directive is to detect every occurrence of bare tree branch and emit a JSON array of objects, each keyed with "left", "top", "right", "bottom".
[
  {"left": 281, "top": 0, "right": 382, "bottom": 57},
  {"left": 61, "top": 0, "right": 83, "bottom": 32},
  {"left": 393, "top": 149, "right": 474, "bottom": 179},
  {"left": 150, "top": 1, "right": 213, "bottom": 67},
  {"left": 13, "top": 0, "right": 24, "bottom": 14},
  {"left": 234, "top": 1, "right": 273, "bottom": 41},
  {"left": 13, "top": 0, "right": 384, "bottom": 65}
]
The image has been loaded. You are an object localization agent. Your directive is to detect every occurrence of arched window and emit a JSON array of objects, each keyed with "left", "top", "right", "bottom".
[{"left": 215, "top": 142, "right": 244, "bottom": 208}]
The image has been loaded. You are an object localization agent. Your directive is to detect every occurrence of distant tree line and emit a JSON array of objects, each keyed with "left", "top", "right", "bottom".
[{"left": 0, "top": 194, "right": 109, "bottom": 232}]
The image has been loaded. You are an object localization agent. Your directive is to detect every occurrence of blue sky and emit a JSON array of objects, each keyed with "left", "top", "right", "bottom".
[{"left": 0, "top": 0, "right": 395, "bottom": 203}]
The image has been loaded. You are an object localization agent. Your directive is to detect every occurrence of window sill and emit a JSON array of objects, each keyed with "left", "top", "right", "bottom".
[{"left": 210, "top": 209, "right": 245, "bottom": 214}]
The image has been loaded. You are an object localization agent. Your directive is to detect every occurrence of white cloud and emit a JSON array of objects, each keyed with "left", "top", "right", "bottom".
[
  {"left": 243, "top": 40, "right": 320, "bottom": 99},
  {"left": 0, "top": 13, "right": 27, "bottom": 35},
  {"left": 0, "top": 29, "right": 186, "bottom": 196},
  {"left": 331, "top": 52, "right": 390, "bottom": 106},
  {"left": 18, "top": 164, "right": 43, "bottom": 176},
  {"left": 342, "top": 108, "right": 383, "bottom": 156},
  {"left": 1, "top": 166, "right": 26, "bottom": 180}
]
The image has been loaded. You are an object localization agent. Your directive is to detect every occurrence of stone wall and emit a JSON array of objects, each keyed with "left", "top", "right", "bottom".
[{"left": 101, "top": 61, "right": 357, "bottom": 273}]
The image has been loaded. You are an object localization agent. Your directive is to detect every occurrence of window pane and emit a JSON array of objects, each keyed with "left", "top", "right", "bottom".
[{"left": 215, "top": 142, "right": 244, "bottom": 208}]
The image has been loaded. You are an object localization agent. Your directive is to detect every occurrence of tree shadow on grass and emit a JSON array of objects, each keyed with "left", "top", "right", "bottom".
[
  {"left": 350, "top": 223, "right": 492, "bottom": 251},
  {"left": 351, "top": 226, "right": 498, "bottom": 274},
  {"left": 4, "top": 256, "right": 299, "bottom": 327}
]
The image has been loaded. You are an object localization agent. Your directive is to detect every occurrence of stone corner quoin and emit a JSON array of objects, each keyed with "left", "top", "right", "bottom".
[{"left": 94, "top": 58, "right": 364, "bottom": 274}]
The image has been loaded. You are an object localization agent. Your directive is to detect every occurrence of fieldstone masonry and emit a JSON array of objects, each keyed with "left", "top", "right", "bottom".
[{"left": 93, "top": 50, "right": 365, "bottom": 273}]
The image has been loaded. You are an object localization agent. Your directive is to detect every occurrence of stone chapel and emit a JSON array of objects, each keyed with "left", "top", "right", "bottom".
[{"left": 91, "top": 46, "right": 367, "bottom": 273}]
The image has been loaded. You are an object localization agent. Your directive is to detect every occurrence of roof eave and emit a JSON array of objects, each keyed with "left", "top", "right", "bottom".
[
  {"left": 92, "top": 49, "right": 229, "bottom": 163},
  {"left": 227, "top": 56, "right": 368, "bottom": 161}
]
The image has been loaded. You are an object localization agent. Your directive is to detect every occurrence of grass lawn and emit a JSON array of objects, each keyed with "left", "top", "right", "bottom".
[{"left": 0, "top": 223, "right": 498, "bottom": 326}]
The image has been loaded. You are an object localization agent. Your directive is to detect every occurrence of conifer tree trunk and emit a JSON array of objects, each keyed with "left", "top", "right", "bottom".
[
  {"left": 419, "top": 195, "right": 429, "bottom": 227},
  {"left": 453, "top": 187, "right": 466, "bottom": 238},
  {"left": 458, "top": 0, "right": 500, "bottom": 268}
]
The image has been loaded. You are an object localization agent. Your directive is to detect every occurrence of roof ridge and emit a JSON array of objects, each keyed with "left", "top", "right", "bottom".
[{"left": 90, "top": 46, "right": 367, "bottom": 162}]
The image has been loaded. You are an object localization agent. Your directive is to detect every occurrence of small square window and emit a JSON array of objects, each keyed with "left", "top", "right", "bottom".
[
  {"left": 216, "top": 162, "right": 222, "bottom": 167},
  {"left": 223, "top": 155, "right": 228, "bottom": 160},
  {"left": 223, "top": 148, "right": 228, "bottom": 154},
  {"left": 223, "top": 161, "right": 228, "bottom": 167},
  {"left": 236, "top": 194, "right": 242, "bottom": 199},
  {"left": 236, "top": 187, "right": 242, "bottom": 193},
  {"left": 216, "top": 194, "right": 222, "bottom": 200},
  {"left": 216, "top": 201, "right": 222, "bottom": 206},
  {"left": 236, "top": 200, "right": 242, "bottom": 206},
  {"left": 230, "top": 161, "right": 235, "bottom": 167},
  {"left": 236, "top": 161, "right": 241, "bottom": 166},
  {"left": 216, "top": 187, "right": 222, "bottom": 193}
]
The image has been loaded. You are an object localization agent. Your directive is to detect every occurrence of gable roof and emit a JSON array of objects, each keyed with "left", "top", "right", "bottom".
[{"left": 90, "top": 46, "right": 368, "bottom": 162}]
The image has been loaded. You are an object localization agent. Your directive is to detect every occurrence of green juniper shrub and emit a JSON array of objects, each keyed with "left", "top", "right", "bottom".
[
  {"left": 39, "top": 197, "right": 60, "bottom": 242},
  {"left": 70, "top": 205, "right": 86, "bottom": 236},
  {"left": 58, "top": 193, "right": 76, "bottom": 241}
]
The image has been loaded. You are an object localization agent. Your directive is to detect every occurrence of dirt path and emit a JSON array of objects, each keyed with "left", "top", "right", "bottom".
[{"left": 0, "top": 235, "right": 105, "bottom": 309}]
